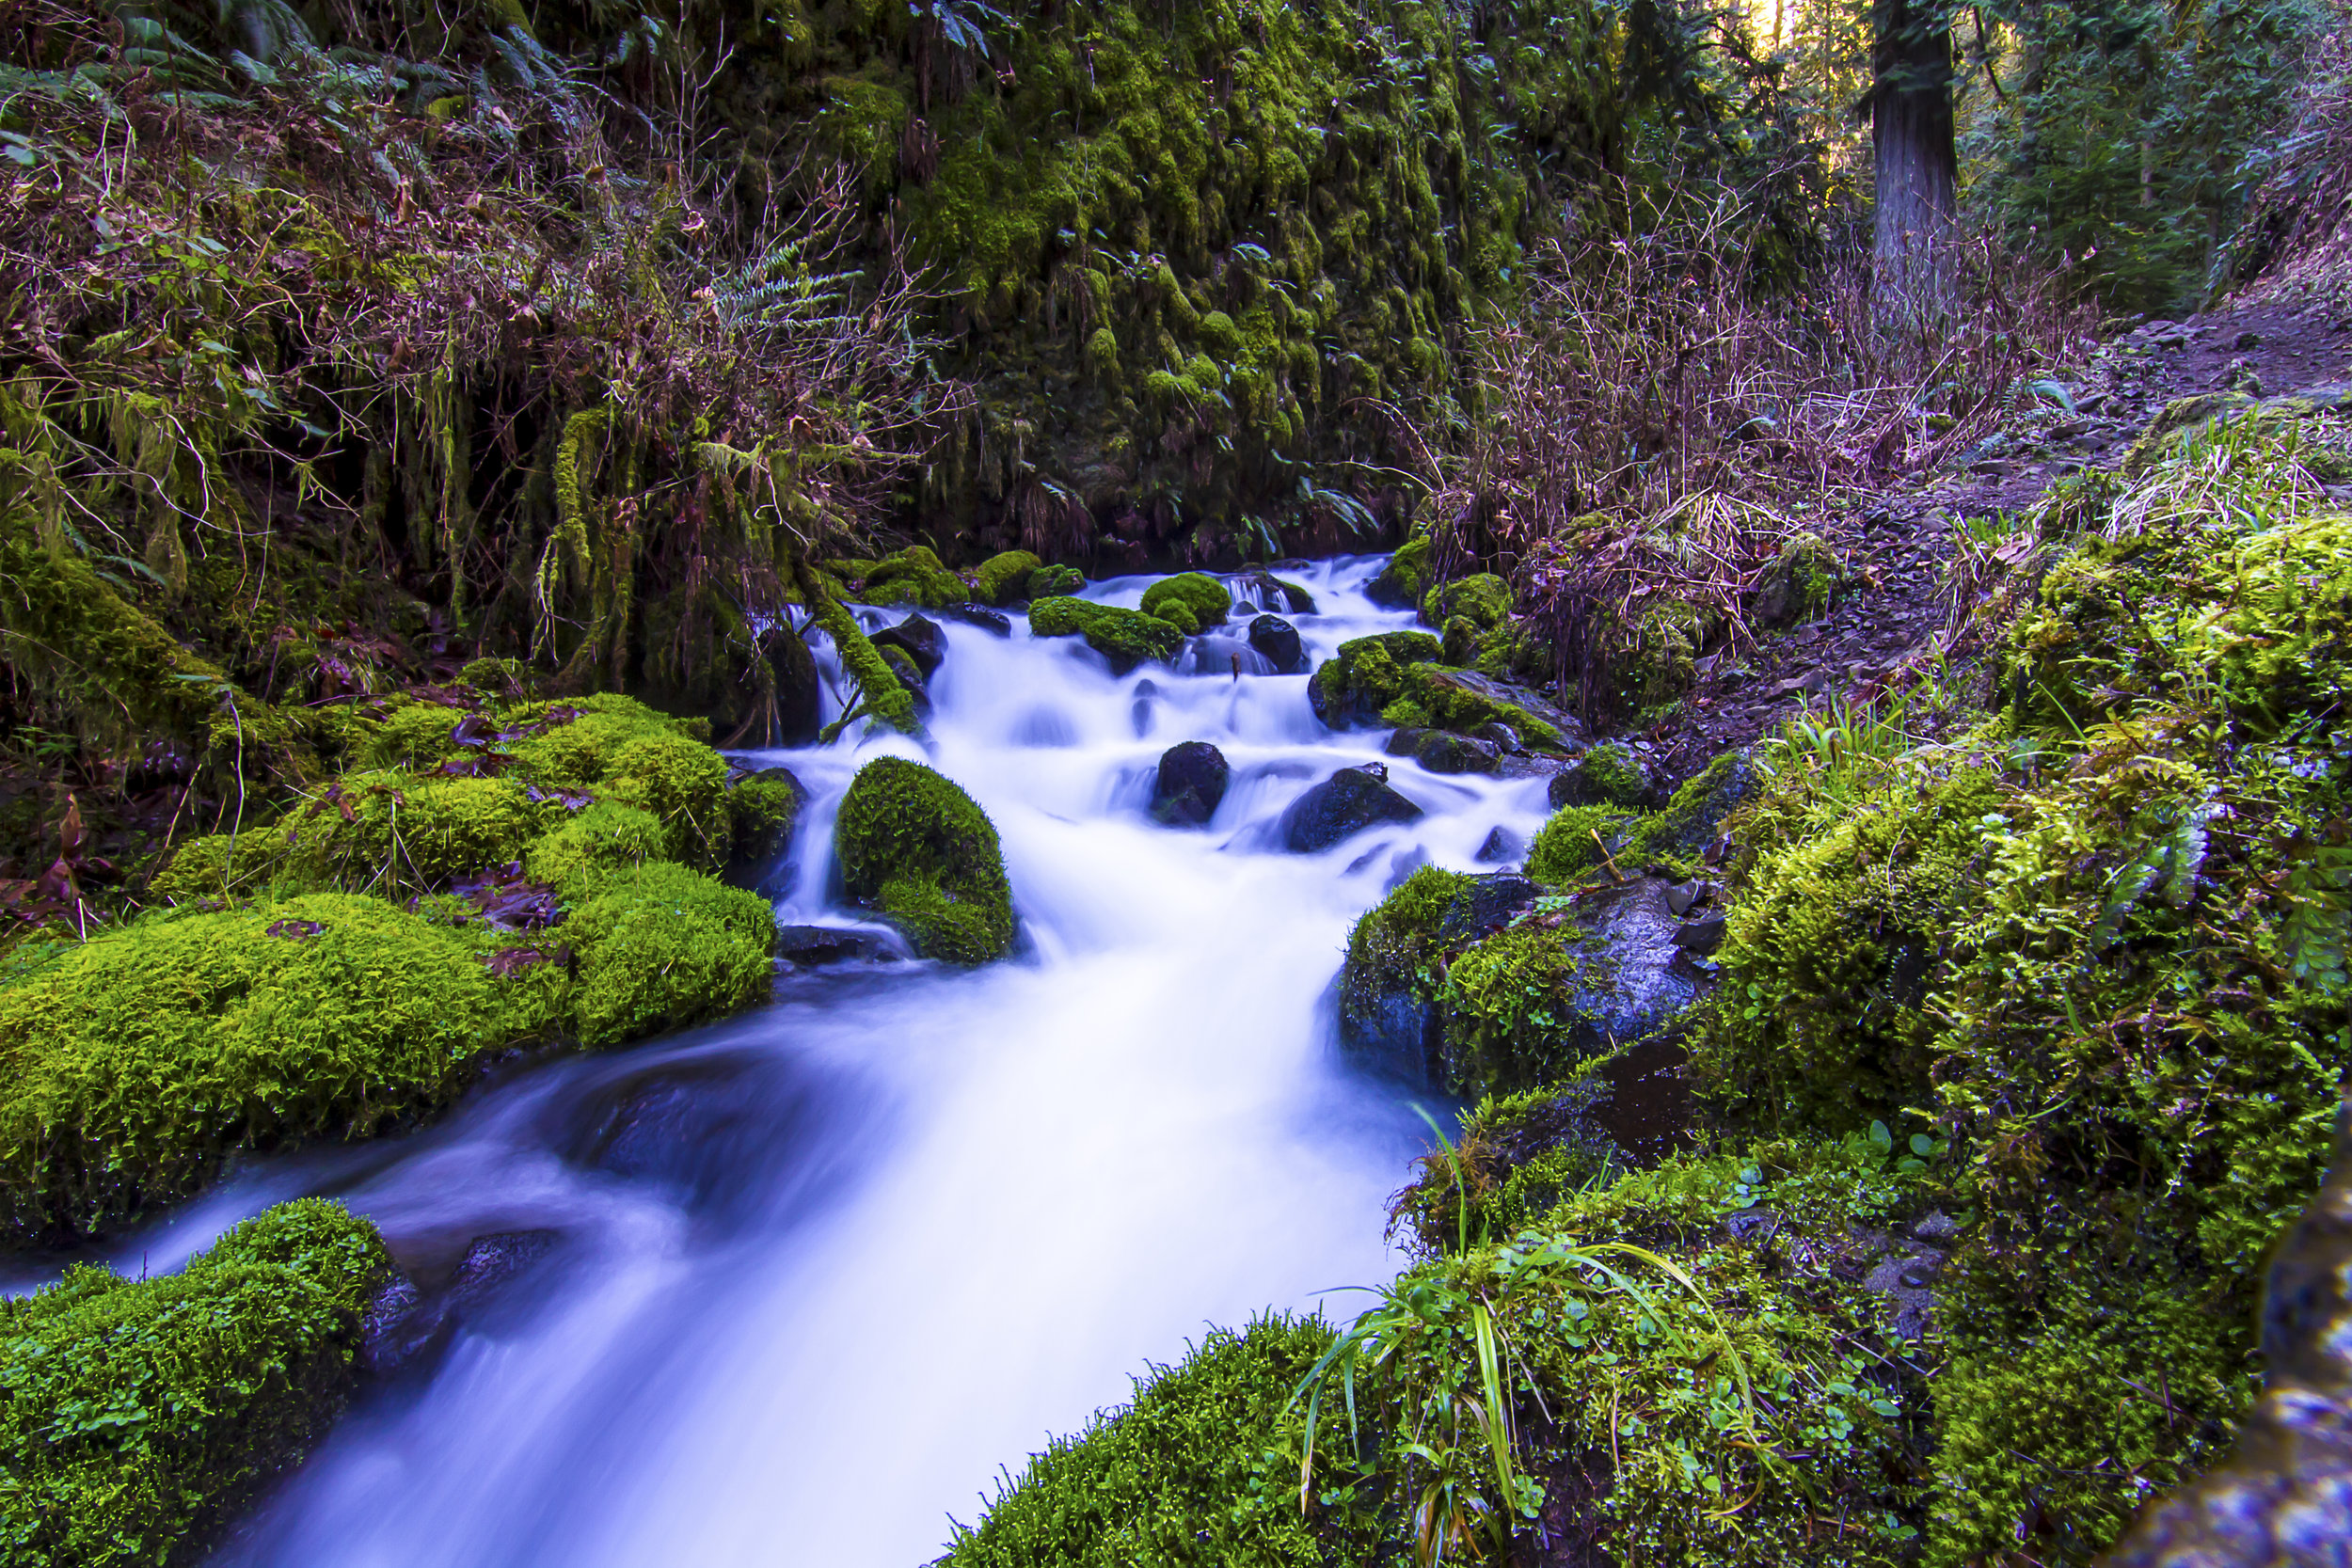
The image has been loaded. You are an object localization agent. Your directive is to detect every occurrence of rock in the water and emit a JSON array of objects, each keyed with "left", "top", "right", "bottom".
[
  {"left": 1549, "top": 741, "right": 1653, "bottom": 809},
  {"left": 1151, "top": 741, "right": 1231, "bottom": 827},
  {"left": 1248, "top": 613, "right": 1304, "bottom": 673},
  {"left": 1473, "top": 721, "right": 1522, "bottom": 753},
  {"left": 1248, "top": 572, "right": 1317, "bottom": 615},
  {"left": 362, "top": 1229, "right": 562, "bottom": 1380},
  {"left": 1279, "top": 764, "right": 1424, "bottom": 852},
  {"left": 775, "top": 924, "right": 903, "bottom": 966},
  {"left": 1407, "top": 666, "right": 1587, "bottom": 752},
  {"left": 1416, "top": 731, "right": 1501, "bottom": 774},
  {"left": 762, "top": 626, "right": 822, "bottom": 746},
  {"left": 937, "top": 604, "right": 1012, "bottom": 638},
  {"left": 1309, "top": 631, "right": 1444, "bottom": 728},
  {"left": 1476, "top": 825, "right": 1523, "bottom": 863},
  {"left": 871, "top": 612, "right": 946, "bottom": 679},
  {"left": 1384, "top": 727, "right": 1428, "bottom": 757},
  {"left": 1130, "top": 677, "right": 1157, "bottom": 737}
]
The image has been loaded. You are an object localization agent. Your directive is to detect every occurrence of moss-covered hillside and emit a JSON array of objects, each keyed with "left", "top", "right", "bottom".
[{"left": 946, "top": 406, "right": 2352, "bottom": 1564}]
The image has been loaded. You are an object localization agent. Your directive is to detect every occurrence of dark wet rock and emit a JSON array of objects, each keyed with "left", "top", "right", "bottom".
[
  {"left": 1308, "top": 631, "right": 1444, "bottom": 729},
  {"left": 1248, "top": 614, "right": 1304, "bottom": 673},
  {"left": 1384, "top": 727, "right": 1428, "bottom": 757},
  {"left": 1337, "top": 870, "right": 1540, "bottom": 1083},
  {"left": 1441, "top": 871, "right": 1543, "bottom": 941},
  {"left": 762, "top": 625, "right": 823, "bottom": 746},
  {"left": 1415, "top": 731, "right": 1501, "bottom": 774},
  {"left": 1247, "top": 573, "right": 1317, "bottom": 615},
  {"left": 1672, "top": 913, "right": 1727, "bottom": 956},
  {"left": 1472, "top": 721, "right": 1522, "bottom": 753},
  {"left": 936, "top": 604, "right": 1012, "bottom": 637},
  {"left": 723, "top": 766, "right": 803, "bottom": 894},
  {"left": 1476, "top": 825, "right": 1523, "bottom": 863},
  {"left": 775, "top": 924, "right": 902, "bottom": 966},
  {"left": 1549, "top": 740, "right": 1654, "bottom": 809},
  {"left": 871, "top": 612, "right": 946, "bottom": 680},
  {"left": 1130, "top": 678, "right": 1158, "bottom": 737},
  {"left": 361, "top": 1229, "right": 563, "bottom": 1380},
  {"left": 1664, "top": 879, "right": 1701, "bottom": 917},
  {"left": 1151, "top": 741, "right": 1231, "bottom": 827},
  {"left": 1279, "top": 764, "right": 1423, "bottom": 853}
]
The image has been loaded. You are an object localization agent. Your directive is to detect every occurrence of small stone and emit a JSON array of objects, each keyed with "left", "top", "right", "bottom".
[
  {"left": 1473, "top": 721, "right": 1523, "bottom": 753},
  {"left": 1899, "top": 1263, "right": 1939, "bottom": 1290},
  {"left": 1475, "top": 825, "right": 1523, "bottom": 864},
  {"left": 871, "top": 612, "right": 946, "bottom": 679},
  {"left": 1913, "top": 1211, "right": 1959, "bottom": 1242},
  {"left": 1665, "top": 880, "right": 1700, "bottom": 917},
  {"left": 2233, "top": 329, "right": 2263, "bottom": 351},
  {"left": 1385, "top": 727, "right": 1429, "bottom": 757},
  {"left": 1416, "top": 732, "right": 1502, "bottom": 775},
  {"left": 1248, "top": 613, "right": 1304, "bottom": 673},
  {"left": 1672, "top": 913, "right": 1726, "bottom": 956},
  {"left": 1152, "top": 741, "right": 1231, "bottom": 827}
]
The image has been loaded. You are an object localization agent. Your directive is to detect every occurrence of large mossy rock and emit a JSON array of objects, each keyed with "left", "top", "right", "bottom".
[
  {"left": 1028, "top": 594, "right": 1184, "bottom": 673},
  {"left": 834, "top": 758, "right": 1014, "bottom": 963},
  {"left": 1364, "top": 536, "right": 1432, "bottom": 608},
  {"left": 1307, "top": 630, "right": 1442, "bottom": 728},
  {"left": 858, "top": 546, "right": 973, "bottom": 610},
  {"left": 973, "top": 549, "right": 1043, "bottom": 606},
  {"left": 1339, "top": 864, "right": 1707, "bottom": 1097},
  {"left": 1139, "top": 572, "right": 1232, "bottom": 629},
  {"left": 0, "top": 1199, "right": 390, "bottom": 1567}
]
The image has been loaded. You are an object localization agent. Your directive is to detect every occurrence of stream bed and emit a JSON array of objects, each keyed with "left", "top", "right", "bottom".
[{"left": 72, "top": 559, "right": 1566, "bottom": 1567}]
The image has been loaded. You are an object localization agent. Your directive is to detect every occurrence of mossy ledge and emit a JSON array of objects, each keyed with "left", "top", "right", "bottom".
[{"left": 0, "top": 1198, "right": 389, "bottom": 1568}]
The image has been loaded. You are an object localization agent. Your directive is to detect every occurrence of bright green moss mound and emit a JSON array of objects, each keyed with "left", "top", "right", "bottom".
[
  {"left": 1365, "top": 536, "right": 1432, "bottom": 608},
  {"left": 559, "top": 862, "right": 776, "bottom": 1047},
  {"left": 0, "top": 895, "right": 553, "bottom": 1242},
  {"left": 1527, "top": 751, "right": 1754, "bottom": 884},
  {"left": 1139, "top": 571, "right": 1232, "bottom": 628},
  {"left": 943, "top": 1316, "right": 1356, "bottom": 1568},
  {"left": 834, "top": 758, "right": 1015, "bottom": 964},
  {"left": 1308, "top": 631, "right": 1442, "bottom": 728},
  {"left": 1028, "top": 594, "right": 1184, "bottom": 671},
  {"left": 1420, "top": 572, "right": 1511, "bottom": 629},
  {"left": 973, "top": 549, "right": 1043, "bottom": 605},
  {"left": 860, "top": 546, "right": 973, "bottom": 610},
  {"left": 1028, "top": 563, "right": 1086, "bottom": 598},
  {"left": 525, "top": 800, "right": 667, "bottom": 895},
  {"left": 0, "top": 1199, "right": 390, "bottom": 1568}
]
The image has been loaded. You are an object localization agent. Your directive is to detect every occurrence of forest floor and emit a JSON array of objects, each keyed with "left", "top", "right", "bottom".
[{"left": 1651, "top": 297, "right": 2352, "bottom": 778}]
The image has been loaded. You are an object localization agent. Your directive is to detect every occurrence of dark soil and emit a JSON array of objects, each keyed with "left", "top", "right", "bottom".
[{"left": 1648, "top": 299, "right": 2352, "bottom": 781}]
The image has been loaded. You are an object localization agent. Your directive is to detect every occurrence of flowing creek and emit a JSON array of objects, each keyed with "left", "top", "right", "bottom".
[{"left": 55, "top": 559, "right": 1572, "bottom": 1567}]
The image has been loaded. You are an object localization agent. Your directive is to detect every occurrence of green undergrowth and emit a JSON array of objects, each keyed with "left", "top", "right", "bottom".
[
  {"left": 833, "top": 757, "right": 1014, "bottom": 964},
  {"left": 1525, "top": 750, "right": 1755, "bottom": 883},
  {"left": 0, "top": 1199, "right": 390, "bottom": 1568},
  {"left": 943, "top": 1315, "right": 1369, "bottom": 1568},
  {"left": 1690, "top": 410, "right": 2352, "bottom": 1563}
]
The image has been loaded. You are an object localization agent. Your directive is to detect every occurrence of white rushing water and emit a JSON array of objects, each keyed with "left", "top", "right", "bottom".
[{"left": 102, "top": 558, "right": 1565, "bottom": 1567}]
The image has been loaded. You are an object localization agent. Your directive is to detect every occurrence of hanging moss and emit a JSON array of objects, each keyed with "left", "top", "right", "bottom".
[
  {"left": 0, "top": 1199, "right": 391, "bottom": 1568},
  {"left": 788, "top": 549, "right": 923, "bottom": 737},
  {"left": 862, "top": 546, "right": 974, "bottom": 610},
  {"left": 833, "top": 757, "right": 1014, "bottom": 964}
]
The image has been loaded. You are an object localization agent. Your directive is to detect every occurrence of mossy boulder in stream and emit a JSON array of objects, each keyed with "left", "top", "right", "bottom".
[
  {"left": 973, "top": 550, "right": 1043, "bottom": 606},
  {"left": 1028, "top": 594, "right": 1184, "bottom": 673},
  {"left": 1139, "top": 572, "right": 1232, "bottom": 629},
  {"left": 834, "top": 758, "right": 1014, "bottom": 964},
  {"left": 0, "top": 1198, "right": 390, "bottom": 1567},
  {"left": 1307, "top": 631, "right": 1442, "bottom": 728}
]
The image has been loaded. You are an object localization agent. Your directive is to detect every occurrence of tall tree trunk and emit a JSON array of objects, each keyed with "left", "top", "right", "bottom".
[{"left": 1872, "top": 0, "right": 1960, "bottom": 329}]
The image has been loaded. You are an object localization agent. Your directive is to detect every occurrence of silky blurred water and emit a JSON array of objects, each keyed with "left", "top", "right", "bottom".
[{"left": 84, "top": 559, "right": 1564, "bottom": 1567}]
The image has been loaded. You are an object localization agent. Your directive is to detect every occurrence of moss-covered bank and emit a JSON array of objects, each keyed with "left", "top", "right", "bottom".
[{"left": 0, "top": 1199, "right": 389, "bottom": 1567}]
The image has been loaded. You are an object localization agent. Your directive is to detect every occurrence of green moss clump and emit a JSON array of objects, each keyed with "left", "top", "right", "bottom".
[
  {"left": 833, "top": 758, "right": 1014, "bottom": 964},
  {"left": 523, "top": 800, "right": 665, "bottom": 895},
  {"left": 1338, "top": 863, "right": 1471, "bottom": 1036},
  {"left": 0, "top": 895, "right": 554, "bottom": 1242},
  {"left": 1383, "top": 664, "right": 1565, "bottom": 749},
  {"left": 941, "top": 1317, "right": 1350, "bottom": 1567},
  {"left": 1147, "top": 597, "right": 1200, "bottom": 635},
  {"left": 353, "top": 698, "right": 474, "bottom": 770},
  {"left": 859, "top": 545, "right": 973, "bottom": 610},
  {"left": 973, "top": 549, "right": 1043, "bottom": 605},
  {"left": 1420, "top": 572, "right": 1512, "bottom": 630},
  {"left": 1308, "top": 630, "right": 1442, "bottom": 728},
  {"left": 1694, "top": 767, "right": 1999, "bottom": 1129},
  {"left": 586, "top": 730, "right": 731, "bottom": 866},
  {"left": 1754, "top": 533, "right": 1838, "bottom": 626},
  {"left": 0, "top": 1199, "right": 391, "bottom": 1567},
  {"left": 559, "top": 862, "right": 775, "bottom": 1047},
  {"left": 1364, "top": 535, "right": 1432, "bottom": 608},
  {"left": 1028, "top": 594, "right": 1184, "bottom": 672},
  {"left": 1564, "top": 740, "right": 1649, "bottom": 807},
  {"left": 1523, "top": 802, "right": 1633, "bottom": 882},
  {"left": 1027, "top": 563, "right": 1085, "bottom": 598},
  {"left": 1139, "top": 571, "right": 1232, "bottom": 628}
]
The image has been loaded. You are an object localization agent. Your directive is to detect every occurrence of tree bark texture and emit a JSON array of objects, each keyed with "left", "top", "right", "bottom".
[{"left": 1872, "top": 0, "right": 1961, "bottom": 328}]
